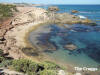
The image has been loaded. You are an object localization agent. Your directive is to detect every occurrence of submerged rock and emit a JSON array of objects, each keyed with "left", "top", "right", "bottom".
[
  {"left": 64, "top": 44, "right": 77, "bottom": 50},
  {"left": 80, "top": 43, "right": 100, "bottom": 63}
]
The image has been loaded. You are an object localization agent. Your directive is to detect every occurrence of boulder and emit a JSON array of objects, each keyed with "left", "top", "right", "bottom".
[
  {"left": 58, "top": 70, "right": 66, "bottom": 75},
  {"left": 64, "top": 44, "right": 77, "bottom": 50},
  {"left": 0, "top": 68, "right": 25, "bottom": 75},
  {"left": 71, "top": 10, "right": 79, "bottom": 13},
  {"left": 74, "top": 73, "right": 82, "bottom": 75}
]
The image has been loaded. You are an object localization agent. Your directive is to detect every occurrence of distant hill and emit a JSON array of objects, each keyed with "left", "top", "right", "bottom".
[{"left": 14, "top": 3, "right": 33, "bottom": 7}]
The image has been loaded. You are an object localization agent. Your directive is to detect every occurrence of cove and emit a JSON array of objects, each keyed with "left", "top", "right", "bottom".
[{"left": 28, "top": 23, "right": 100, "bottom": 68}]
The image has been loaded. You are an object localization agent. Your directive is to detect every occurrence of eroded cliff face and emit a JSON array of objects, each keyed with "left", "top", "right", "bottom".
[
  {"left": 11, "top": 7, "right": 49, "bottom": 25},
  {"left": 0, "top": 7, "right": 49, "bottom": 59}
]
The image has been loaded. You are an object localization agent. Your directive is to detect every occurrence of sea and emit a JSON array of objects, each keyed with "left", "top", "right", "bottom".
[{"left": 29, "top": 5, "right": 100, "bottom": 68}]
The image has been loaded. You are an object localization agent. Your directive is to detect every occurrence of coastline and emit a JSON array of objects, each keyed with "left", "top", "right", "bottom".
[
  {"left": 0, "top": 4, "right": 100, "bottom": 75},
  {"left": 0, "top": 5, "right": 97, "bottom": 66},
  {"left": 0, "top": 6, "right": 50, "bottom": 59}
]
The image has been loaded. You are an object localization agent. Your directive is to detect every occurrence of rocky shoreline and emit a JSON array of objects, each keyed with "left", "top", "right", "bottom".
[
  {"left": 0, "top": 6, "right": 97, "bottom": 60},
  {"left": 0, "top": 6, "right": 50, "bottom": 59},
  {"left": 0, "top": 5, "right": 100, "bottom": 75}
]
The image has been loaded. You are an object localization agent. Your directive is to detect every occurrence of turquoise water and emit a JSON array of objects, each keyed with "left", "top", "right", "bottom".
[
  {"left": 43, "top": 24, "right": 100, "bottom": 67},
  {"left": 29, "top": 5, "right": 100, "bottom": 68}
]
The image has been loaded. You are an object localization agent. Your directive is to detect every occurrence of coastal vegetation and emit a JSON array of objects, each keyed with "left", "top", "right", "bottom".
[
  {"left": 12, "top": 59, "right": 61, "bottom": 75},
  {"left": 0, "top": 4, "right": 17, "bottom": 18},
  {"left": 0, "top": 4, "right": 17, "bottom": 26},
  {"left": 0, "top": 49, "right": 12, "bottom": 67},
  {"left": 0, "top": 49, "right": 63, "bottom": 75}
]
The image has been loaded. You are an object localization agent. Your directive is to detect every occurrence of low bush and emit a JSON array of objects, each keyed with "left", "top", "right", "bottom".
[
  {"left": 0, "top": 49, "right": 63, "bottom": 75},
  {"left": 0, "top": 49, "right": 5, "bottom": 63},
  {"left": 0, "top": 4, "right": 17, "bottom": 18},
  {"left": 40, "top": 61, "right": 61, "bottom": 70},
  {"left": 12, "top": 59, "right": 38, "bottom": 74},
  {"left": 40, "top": 70, "right": 57, "bottom": 75},
  {"left": 0, "top": 4, "right": 18, "bottom": 25},
  {"left": 0, "top": 60, "right": 12, "bottom": 67},
  {"left": 0, "top": 49, "right": 3, "bottom": 56},
  {"left": 11, "top": 59, "right": 62, "bottom": 75}
]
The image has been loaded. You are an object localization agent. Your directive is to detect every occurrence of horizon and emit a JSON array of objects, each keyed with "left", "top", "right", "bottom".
[
  {"left": 0, "top": 2, "right": 100, "bottom": 5},
  {"left": 0, "top": 0, "right": 100, "bottom": 5}
]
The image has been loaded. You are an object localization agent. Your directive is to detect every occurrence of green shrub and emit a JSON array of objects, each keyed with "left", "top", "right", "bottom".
[
  {"left": 0, "top": 56, "right": 5, "bottom": 63},
  {"left": 40, "top": 70, "right": 57, "bottom": 75},
  {"left": 40, "top": 61, "right": 61, "bottom": 70},
  {"left": 0, "top": 49, "right": 3, "bottom": 56},
  {"left": 0, "top": 49, "right": 12, "bottom": 67},
  {"left": 0, "top": 60, "right": 12, "bottom": 67},
  {"left": 27, "top": 71, "right": 36, "bottom": 75},
  {"left": 0, "top": 49, "right": 63, "bottom": 74},
  {"left": 11, "top": 59, "right": 63, "bottom": 75},
  {"left": 0, "top": 49, "right": 5, "bottom": 63},
  {"left": 12, "top": 59, "right": 39, "bottom": 74},
  {"left": 0, "top": 4, "right": 17, "bottom": 20}
]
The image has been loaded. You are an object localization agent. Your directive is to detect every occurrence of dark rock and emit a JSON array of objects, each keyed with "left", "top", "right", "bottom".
[
  {"left": 71, "top": 10, "right": 79, "bottom": 13},
  {"left": 89, "top": 22, "right": 97, "bottom": 26}
]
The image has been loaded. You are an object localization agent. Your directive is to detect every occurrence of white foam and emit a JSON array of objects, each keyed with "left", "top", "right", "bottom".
[{"left": 78, "top": 15, "right": 87, "bottom": 19}]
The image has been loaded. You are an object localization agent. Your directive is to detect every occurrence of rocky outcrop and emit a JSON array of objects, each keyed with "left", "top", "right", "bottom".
[
  {"left": 0, "top": 68, "right": 25, "bottom": 75},
  {"left": 46, "top": 6, "right": 96, "bottom": 25},
  {"left": 48, "top": 6, "right": 59, "bottom": 12},
  {"left": 47, "top": 12, "right": 96, "bottom": 25},
  {"left": 71, "top": 10, "right": 79, "bottom": 13},
  {"left": 0, "top": 7, "right": 49, "bottom": 59},
  {"left": 12, "top": 7, "right": 49, "bottom": 25},
  {"left": 54, "top": 13, "right": 80, "bottom": 24}
]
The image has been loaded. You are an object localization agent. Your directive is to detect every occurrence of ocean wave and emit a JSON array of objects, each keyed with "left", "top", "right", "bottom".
[
  {"left": 80, "top": 11, "right": 100, "bottom": 14},
  {"left": 78, "top": 15, "right": 87, "bottom": 19}
]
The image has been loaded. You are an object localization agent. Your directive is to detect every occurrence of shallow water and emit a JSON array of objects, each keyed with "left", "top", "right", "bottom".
[{"left": 28, "top": 24, "right": 100, "bottom": 68}]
